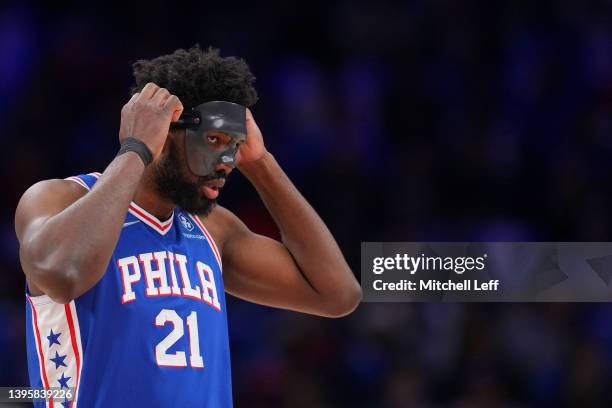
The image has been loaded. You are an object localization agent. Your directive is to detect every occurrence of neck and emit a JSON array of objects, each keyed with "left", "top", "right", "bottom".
[{"left": 132, "top": 171, "right": 175, "bottom": 221}]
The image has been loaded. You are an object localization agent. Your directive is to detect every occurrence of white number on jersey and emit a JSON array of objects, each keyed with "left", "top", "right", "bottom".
[{"left": 154, "top": 309, "right": 204, "bottom": 368}]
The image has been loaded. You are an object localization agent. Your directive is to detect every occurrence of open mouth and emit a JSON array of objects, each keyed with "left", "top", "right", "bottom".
[{"left": 200, "top": 178, "right": 225, "bottom": 199}]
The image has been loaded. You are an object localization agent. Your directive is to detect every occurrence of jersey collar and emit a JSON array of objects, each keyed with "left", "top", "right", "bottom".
[{"left": 128, "top": 201, "right": 174, "bottom": 235}]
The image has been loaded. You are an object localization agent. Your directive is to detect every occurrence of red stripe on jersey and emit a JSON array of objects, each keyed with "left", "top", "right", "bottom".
[
  {"left": 129, "top": 204, "right": 172, "bottom": 232},
  {"left": 191, "top": 215, "right": 222, "bottom": 270},
  {"left": 65, "top": 177, "right": 89, "bottom": 190},
  {"left": 65, "top": 304, "right": 81, "bottom": 408},
  {"left": 26, "top": 296, "right": 54, "bottom": 408}
]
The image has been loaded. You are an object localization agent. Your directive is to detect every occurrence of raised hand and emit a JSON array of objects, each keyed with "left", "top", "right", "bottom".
[
  {"left": 236, "top": 108, "right": 267, "bottom": 166},
  {"left": 119, "top": 82, "right": 183, "bottom": 159}
]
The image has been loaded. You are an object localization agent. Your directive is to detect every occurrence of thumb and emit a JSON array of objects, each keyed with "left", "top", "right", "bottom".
[{"left": 245, "top": 108, "right": 260, "bottom": 131}]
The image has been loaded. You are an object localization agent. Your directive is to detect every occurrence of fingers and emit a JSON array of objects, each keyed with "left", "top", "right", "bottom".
[
  {"left": 127, "top": 92, "right": 140, "bottom": 105},
  {"left": 141, "top": 83, "right": 173, "bottom": 109},
  {"left": 131, "top": 82, "right": 182, "bottom": 120},
  {"left": 245, "top": 108, "right": 260, "bottom": 128},
  {"left": 122, "top": 92, "right": 140, "bottom": 113},
  {"left": 164, "top": 95, "right": 184, "bottom": 122},
  {"left": 152, "top": 87, "right": 171, "bottom": 106},
  {"left": 138, "top": 82, "right": 159, "bottom": 100},
  {"left": 245, "top": 108, "right": 260, "bottom": 130}
]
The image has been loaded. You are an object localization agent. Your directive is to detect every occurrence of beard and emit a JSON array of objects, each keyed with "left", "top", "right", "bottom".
[{"left": 153, "top": 140, "right": 226, "bottom": 217}]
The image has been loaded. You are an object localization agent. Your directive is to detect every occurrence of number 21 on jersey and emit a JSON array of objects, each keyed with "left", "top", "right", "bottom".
[{"left": 155, "top": 309, "right": 204, "bottom": 368}]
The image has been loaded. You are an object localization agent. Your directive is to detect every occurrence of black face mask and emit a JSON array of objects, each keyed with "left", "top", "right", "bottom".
[
  {"left": 153, "top": 138, "right": 225, "bottom": 216},
  {"left": 172, "top": 101, "right": 247, "bottom": 177}
]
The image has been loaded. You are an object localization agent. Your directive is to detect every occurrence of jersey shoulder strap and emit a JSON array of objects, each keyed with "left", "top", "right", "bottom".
[{"left": 64, "top": 172, "right": 101, "bottom": 190}]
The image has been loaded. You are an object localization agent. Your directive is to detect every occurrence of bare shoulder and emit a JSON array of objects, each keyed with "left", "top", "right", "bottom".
[
  {"left": 196, "top": 205, "right": 249, "bottom": 254},
  {"left": 16, "top": 179, "right": 89, "bottom": 296},
  {"left": 15, "top": 179, "right": 88, "bottom": 241}
]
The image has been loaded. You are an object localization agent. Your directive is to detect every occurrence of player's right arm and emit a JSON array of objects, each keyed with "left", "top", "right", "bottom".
[{"left": 14, "top": 83, "right": 183, "bottom": 304}]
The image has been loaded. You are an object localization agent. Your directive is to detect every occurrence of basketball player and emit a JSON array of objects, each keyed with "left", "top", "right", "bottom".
[{"left": 14, "top": 47, "right": 361, "bottom": 407}]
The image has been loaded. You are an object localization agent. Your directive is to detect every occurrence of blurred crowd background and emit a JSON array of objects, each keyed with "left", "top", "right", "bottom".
[{"left": 1, "top": 0, "right": 612, "bottom": 406}]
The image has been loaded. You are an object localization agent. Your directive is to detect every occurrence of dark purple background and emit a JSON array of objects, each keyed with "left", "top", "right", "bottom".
[{"left": 1, "top": 1, "right": 612, "bottom": 406}]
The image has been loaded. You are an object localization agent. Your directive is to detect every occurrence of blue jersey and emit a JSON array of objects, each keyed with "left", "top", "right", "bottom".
[{"left": 25, "top": 172, "right": 232, "bottom": 407}]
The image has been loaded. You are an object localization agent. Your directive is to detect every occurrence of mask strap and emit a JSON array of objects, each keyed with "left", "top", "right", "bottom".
[{"left": 171, "top": 109, "right": 201, "bottom": 129}]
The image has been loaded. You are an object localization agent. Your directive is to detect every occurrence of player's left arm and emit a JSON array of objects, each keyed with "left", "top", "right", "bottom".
[{"left": 207, "top": 110, "right": 362, "bottom": 318}]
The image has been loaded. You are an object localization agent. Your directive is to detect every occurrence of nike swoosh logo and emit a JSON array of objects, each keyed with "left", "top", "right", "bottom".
[{"left": 122, "top": 220, "right": 140, "bottom": 228}]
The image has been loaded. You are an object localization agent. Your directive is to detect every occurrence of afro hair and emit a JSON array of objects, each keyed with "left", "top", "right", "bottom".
[{"left": 131, "top": 45, "right": 258, "bottom": 108}]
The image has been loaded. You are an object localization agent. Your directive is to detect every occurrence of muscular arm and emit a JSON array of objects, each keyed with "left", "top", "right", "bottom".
[
  {"left": 15, "top": 83, "right": 183, "bottom": 303},
  {"left": 208, "top": 153, "right": 362, "bottom": 318},
  {"left": 16, "top": 153, "right": 145, "bottom": 303}
]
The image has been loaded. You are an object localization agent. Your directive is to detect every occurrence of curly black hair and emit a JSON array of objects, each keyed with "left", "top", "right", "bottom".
[{"left": 130, "top": 45, "right": 258, "bottom": 108}]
